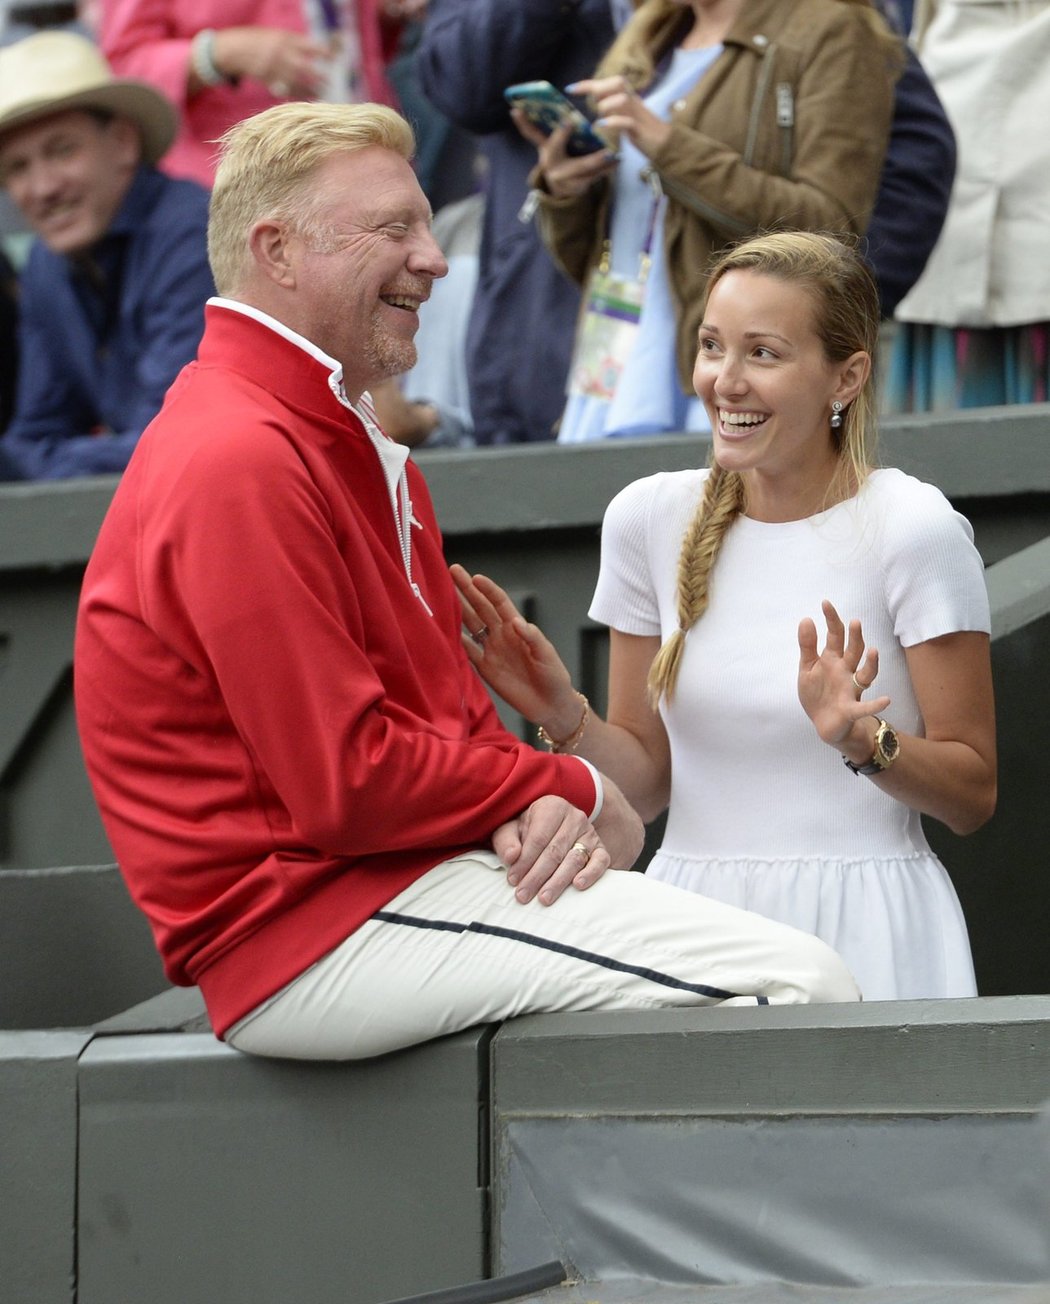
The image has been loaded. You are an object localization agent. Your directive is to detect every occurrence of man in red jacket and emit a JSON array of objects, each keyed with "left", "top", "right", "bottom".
[{"left": 74, "top": 101, "right": 858, "bottom": 1061}]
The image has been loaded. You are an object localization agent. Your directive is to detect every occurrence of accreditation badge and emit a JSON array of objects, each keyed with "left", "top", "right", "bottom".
[{"left": 567, "top": 267, "right": 647, "bottom": 402}]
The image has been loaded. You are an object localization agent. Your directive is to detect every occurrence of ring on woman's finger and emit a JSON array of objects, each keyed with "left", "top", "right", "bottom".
[
  {"left": 851, "top": 671, "right": 868, "bottom": 693},
  {"left": 470, "top": 625, "right": 489, "bottom": 646},
  {"left": 570, "top": 840, "right": 589, "bottom": 860}
]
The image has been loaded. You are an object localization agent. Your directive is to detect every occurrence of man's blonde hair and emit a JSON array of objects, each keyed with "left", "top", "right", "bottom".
[{"left": 207, "top": 101, "right": 416, "bottom": 296}]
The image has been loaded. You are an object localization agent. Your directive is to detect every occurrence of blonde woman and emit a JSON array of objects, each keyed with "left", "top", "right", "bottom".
[
  {"left": 454, "top": 231, "right": 997, "bottom": 1000},
  {"left": 515, "top": 0, "right": 902, "bottom": 443}
]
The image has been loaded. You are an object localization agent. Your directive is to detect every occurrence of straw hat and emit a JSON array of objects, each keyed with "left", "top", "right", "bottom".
[{"left": 0, "top": 31, "right": 176, "bottom": 164}]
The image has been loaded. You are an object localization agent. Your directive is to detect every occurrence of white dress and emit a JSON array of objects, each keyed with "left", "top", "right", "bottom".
[{"left": 589, "top": 468, "right": 991, "bottom": 1000}]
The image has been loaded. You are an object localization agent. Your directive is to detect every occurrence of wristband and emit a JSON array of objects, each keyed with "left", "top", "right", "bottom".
[{"left": 191, "top": 29, "right": 235, "bottom": 87}]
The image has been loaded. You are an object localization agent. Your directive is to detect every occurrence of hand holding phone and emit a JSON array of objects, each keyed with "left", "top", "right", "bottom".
[{"left": 503, "top": 79, "right": 611, "bottom": 157}]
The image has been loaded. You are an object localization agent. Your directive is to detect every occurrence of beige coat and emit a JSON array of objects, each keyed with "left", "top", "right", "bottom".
[
  {"left": 896, "top": 0, "right": 1050, "bottom": 327},
  {"left": 538, "top": 0, "right": 898, "bottom": 390}
]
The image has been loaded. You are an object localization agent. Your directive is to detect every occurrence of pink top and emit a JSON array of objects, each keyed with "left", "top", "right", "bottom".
[{"left": 99, "top": 0, "right": 401, "bottom": 186}]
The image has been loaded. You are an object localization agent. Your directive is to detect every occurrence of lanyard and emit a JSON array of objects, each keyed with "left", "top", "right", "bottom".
[{"left": 599, "top": 175, "right": 663, "bottom": 285}]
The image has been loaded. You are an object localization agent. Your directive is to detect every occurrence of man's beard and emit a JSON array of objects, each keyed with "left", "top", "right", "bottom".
[{"left": 365, "top": 316, "right": 417, "bottom": 383}]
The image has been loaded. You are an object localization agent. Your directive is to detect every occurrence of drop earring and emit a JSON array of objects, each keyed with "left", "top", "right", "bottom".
[{"left": 830, "top": 400, "right": 844, "bottom": 430}]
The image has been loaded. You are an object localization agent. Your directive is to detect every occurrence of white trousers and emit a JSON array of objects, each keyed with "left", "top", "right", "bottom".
[{"left": 226, "top": 852, "right": 860, "bottom": 1061}]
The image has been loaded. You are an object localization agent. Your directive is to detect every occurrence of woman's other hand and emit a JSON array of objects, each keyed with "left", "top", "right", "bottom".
[{"left": 798, "top": 598, "right": 890, "bottom": 746}]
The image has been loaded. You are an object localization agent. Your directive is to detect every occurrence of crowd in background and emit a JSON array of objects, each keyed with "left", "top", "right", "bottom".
[{"left": 0, "top": 0, "right": 1047, "bottom": 478}]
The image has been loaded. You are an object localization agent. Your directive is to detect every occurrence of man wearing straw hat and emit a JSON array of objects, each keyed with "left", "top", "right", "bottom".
[{"left": 0, "top": 30, "right": 212, "bottom": 479}]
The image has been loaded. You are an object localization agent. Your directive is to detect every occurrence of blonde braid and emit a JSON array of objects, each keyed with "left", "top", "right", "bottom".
[{"left": 647, "top": 465, "right": 745, "bottom": 707}]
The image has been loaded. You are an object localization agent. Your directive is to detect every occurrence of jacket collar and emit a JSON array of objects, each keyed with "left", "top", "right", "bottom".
[
  {"left": 722, "top": 0, "right": 805, "bottom": 50},
  {"left": 198, "top": 299, "right": 361, "bottom": 423}
]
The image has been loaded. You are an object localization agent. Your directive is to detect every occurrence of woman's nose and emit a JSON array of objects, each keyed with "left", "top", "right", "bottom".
[{"left": 713, "top": 356, "right": 747, "bottom": 397}]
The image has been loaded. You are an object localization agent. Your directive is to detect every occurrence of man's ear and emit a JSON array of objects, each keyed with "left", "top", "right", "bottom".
[
  {"left": 248, "top": 219, "right": 296, "bottom": 288},
  {"left": 834, "top": 350, "right": 871, "bottom": 408}
]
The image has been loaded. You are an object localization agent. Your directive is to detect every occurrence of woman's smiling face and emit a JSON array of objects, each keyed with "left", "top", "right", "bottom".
[{"left": 692, "top": 268, "right": 854, "bottom": 494}]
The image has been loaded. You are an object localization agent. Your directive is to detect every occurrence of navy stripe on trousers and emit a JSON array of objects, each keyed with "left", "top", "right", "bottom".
[{"left": 372, "top": 909, "right": 768, "bottom": 1004}]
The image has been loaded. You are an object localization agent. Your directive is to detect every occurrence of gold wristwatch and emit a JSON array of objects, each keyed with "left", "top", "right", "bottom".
[{"left": 843, "top": 718, "right": 900, "bottom": 776}]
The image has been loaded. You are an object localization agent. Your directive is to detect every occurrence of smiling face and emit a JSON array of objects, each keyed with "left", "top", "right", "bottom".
[
  {"left": 692, "top": 268, "right": 867, "bottom": 516},
  {"left": 0, "top": 108, "right": 139, "bottom": 257},
  {"left": 277, "top": 146, "right": 447, "bottom": 398}
]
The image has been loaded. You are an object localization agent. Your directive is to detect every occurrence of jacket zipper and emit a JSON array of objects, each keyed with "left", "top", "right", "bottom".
[
  {"left": 775, "top": 81, "right": 794, "bottom": 176},
  {"left": 398, "top": 472, "right": 433, "bottom": 617},
  {"left": 342, "top": 387, "right": 433, "bottom": 618}
]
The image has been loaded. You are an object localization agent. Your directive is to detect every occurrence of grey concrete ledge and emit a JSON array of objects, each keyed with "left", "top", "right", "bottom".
[
  {"left": 1, "top": 403, "right": 1048, "bottom": 563},
  {"left": 987, "top": 535, "right": 1050, "bottom": 637},
  {"left": 508, "top": 1284, "right": 1050, "bottom": 1303},
  {"left": 491, "top": 996, "right": 1050, "bottom": 1117}
]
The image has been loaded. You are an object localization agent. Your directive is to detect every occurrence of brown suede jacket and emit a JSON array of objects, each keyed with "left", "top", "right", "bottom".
[{"left": 537, "top": 0, "right": 900, "bottom": 391}]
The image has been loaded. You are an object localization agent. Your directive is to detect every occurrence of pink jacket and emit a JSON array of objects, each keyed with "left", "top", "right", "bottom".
[{"left": 100, "top": 0, "right": 401, "bottom": 186}]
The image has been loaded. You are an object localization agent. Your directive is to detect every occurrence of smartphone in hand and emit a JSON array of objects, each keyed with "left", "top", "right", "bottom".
[{"left": 503, "top": 79, "right": 611, "bottom": 157}]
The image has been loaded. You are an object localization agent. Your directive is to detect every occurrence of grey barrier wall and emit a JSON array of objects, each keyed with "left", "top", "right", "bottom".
[
  {"left": 0, "top": 990, "right": 490, "bottom": 1304},
  {"left": 491, "top": 998, "right": 1050, "bottom": 1293},
  {"left": 0, "top": 1029, "right": 88, "bottom": 1302},
  {"left": 4, "top": 988, "right": 1049, "bottom": 1304},
  {"left": 1, "top": 404, "right": 1048, "bottom": 1024}
]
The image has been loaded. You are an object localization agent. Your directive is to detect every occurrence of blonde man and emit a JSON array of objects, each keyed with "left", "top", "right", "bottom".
[{"left": 75, "top": 103, "right": 857, "bottom": 1062}]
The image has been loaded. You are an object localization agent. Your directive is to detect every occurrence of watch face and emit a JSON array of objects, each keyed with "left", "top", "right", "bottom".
[{"left": 876, "top": 722, "right": 900, "bottom": 764}]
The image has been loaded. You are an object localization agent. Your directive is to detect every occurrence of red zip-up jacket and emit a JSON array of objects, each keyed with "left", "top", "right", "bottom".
[{"left": 74, "top": 305, "right": 598, "bottom": 1037}]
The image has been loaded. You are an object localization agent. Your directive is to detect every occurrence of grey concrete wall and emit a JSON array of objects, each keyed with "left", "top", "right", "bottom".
[
  {"left": 0, "top": 1030, "right": 88, "bottom": 1303},
  {"left": 925, "top": 537, "right": 1050, "bottom": 996},
  {"left": 0, "top": 864, "right": 165, "bottom": 1029},
  {"left": 492, "top": 998, "right": 1050, "bottom": 1289},
  {"left": 1, "top": 998, "right": 490, "bottom": 1304},
  {"left": 5, "top": 994, "right": 1050, "bottom": 1303}
]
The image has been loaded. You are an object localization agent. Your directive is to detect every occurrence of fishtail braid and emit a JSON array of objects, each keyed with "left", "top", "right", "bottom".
[{"left": 647, "top": 464, "right": 745, "bottom": 706}]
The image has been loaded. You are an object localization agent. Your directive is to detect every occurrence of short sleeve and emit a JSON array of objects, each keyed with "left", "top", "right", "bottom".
[
  {"left": 876, "top": 472, "right": 991, "bottom": 646},
  {"left": 589, "top": 477, "right": 663, "bottom": 635},
  {"left": 588, "top": 471, "right": 706, "bottom": 636}
]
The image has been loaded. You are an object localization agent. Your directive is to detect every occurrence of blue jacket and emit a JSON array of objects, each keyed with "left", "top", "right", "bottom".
[
  {"left": 0, "top": 166, "right": 212, "bottom": 480},
  {"left": 416, "top": 0, "right": 616, "bottom": 445},
  {"left": 865, "top": 37, "right": 956, "bottom": 316}
]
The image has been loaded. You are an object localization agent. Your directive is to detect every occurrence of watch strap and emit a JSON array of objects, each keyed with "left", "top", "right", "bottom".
[{"left": 843, "top": 718, "right": 894, "bottom": 776}]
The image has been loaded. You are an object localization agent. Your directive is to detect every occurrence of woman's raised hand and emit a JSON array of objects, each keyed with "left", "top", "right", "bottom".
[
  {"left": 450, "top": 564, "right": 581, "bottom": 733},
  {"left": 798, "top": 599, "right": 891, "bottom": 746}
]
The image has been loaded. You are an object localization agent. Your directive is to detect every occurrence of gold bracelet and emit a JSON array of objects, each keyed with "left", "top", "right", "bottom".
[{"left": 537, "top": 692, "right": 589, "bottom": 754}]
